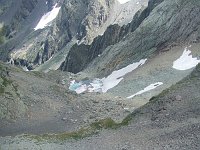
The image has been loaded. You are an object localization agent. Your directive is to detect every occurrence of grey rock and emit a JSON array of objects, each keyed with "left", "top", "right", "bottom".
[{"left": 83, "top": 0, "right": 200, "bottom": 77}]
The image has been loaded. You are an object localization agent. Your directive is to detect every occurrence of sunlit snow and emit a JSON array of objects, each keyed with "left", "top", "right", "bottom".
[
  {"left": 101, "top": 59, "right": 147, "bottom": 93},
  {"left": 173, "top": 47, "right": 200, "bottom": 70},
  {"left": 127, "top": 82, "right": 163, "bottom": 99},
  {"left": 69, "top": 59, "right": 147, "bottom": 94},
  {"left": 117, "top": 0, "right": 131, "bottom": 4},
  {"left": 34, "top": 4, "right": 61, "bottom": 30},
  {"left": 22, "top": 66, "right": 29, "bottom": 72}
]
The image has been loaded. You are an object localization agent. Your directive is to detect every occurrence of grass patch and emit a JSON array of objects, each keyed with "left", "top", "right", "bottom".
[
  {"left": 91, "top": 115, "right": 133, "bottom": 130},
  {"left": 26, "top": 128, "right": 92, "bottom": 142},
  {"left": 24, "top": 116, "right": 134, "bottom": 142},
  {"left": 91, "top": 118, "right": 117, "bottom": 129}
]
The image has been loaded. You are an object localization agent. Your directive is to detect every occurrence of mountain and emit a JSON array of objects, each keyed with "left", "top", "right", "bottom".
[
  {"left": 63, "top": 0, "right": 200, "bottom": 75},
  {"left": 0, "top": 0, "right": 148, "bottom": 71},
  {"left": 0, "top": 0, "right": 200, "bottom": 149}
]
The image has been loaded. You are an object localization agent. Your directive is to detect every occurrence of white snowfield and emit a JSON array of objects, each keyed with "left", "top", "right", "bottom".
[
  {"left": 101, "top": 59, "right": 147, "bottom": 93},
  {"left": 173, "top": 47, "right": 200, "bottom": 70},
  {"left": 69, "top": 59, "right": 147, "bottom": 94},
  {"left": 117, "top": 0, "right": 131, "bottom": 4},
  {"left": 34, "top": 4, "right": 61, "bottom": 30},
  {"left": 127, "top": 82, "right": 163, "bottom": 99}
]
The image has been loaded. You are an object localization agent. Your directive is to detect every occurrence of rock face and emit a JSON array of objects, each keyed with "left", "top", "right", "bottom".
[
  {"left": 0, "top": 0, "right": 148, "bottom": 70},
  {"left": 0, "top": 0, "right": 58, "bottom": 63},
  {"left": 60, "top": 0, "right": 164, "bottom": 73},
  {"left": 82, "top": 0, "right": 200, "bottom": 76},
  {"left": 38, "top": 0, "right": 118, "bottom": 65},
  {"left": 60, "top": 24, "right": 130, "bottom": 73},
  {"left": 0, "top": 0, "right": 118, "bottom": 69},
  {"left": 61, "top": 0, "right": 200, "bottom": 75},
  {"left": 1, "top": 0, "right": 198, "bottom": 74}
]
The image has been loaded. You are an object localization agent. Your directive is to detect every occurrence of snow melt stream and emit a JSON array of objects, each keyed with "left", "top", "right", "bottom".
[
  {"left": 173, "top": 47, "right": 200, "bottom": 70},
  {"left": 69, "top": 59, "right": 147, "bottom": 94},
  {"left": 127, "top": 82, "right": 163, "bottom": 99},
  {"left": 34, "top": 4, "right": 61, "bottom": 30}
]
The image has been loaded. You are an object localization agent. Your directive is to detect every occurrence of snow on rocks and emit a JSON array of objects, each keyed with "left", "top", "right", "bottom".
[
  {"left": 173, "top": 47, "right": 200, "bottom": 70},
  {"left": 127, "top": 82, "right": 163, "bottom": 99},
  {"left": 69, "top": 59, "right": 147, "bottom": 94},
  {"left": 34, "top": 4, "right": 61, "bottom": 30}
]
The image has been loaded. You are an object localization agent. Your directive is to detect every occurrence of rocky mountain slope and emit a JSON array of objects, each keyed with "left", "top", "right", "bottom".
[
  {"left": 0, "top": 61, "right": 129, "bottom": 136},
  {"left": 1, "top": 53, "right": 200, "bottom": 150},
  {"left": 0, "top": 0, "right": 200, "bottom": 149}
]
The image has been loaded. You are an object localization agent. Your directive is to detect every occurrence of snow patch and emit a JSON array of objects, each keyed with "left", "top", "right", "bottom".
[
  {"left": 173, "top": 47, "right": 200, "bottom": 70},
  {"left": 34, "top": 4, "right": 61, "bottom": 30},
  {"left": 101, "top": 59, "right": 147, "bottom": 93},
  {"left": 22, "top": 66, "right": 29, "bottom": 72},
  {"left": 69, "top": 59, "right": 147, "bottom": 94},
  {"left": 117, "top": 0, "right": 131, "bottom": 4},
  {"left": 127, "top": 82, "right": 163, "bottom": 99}
]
